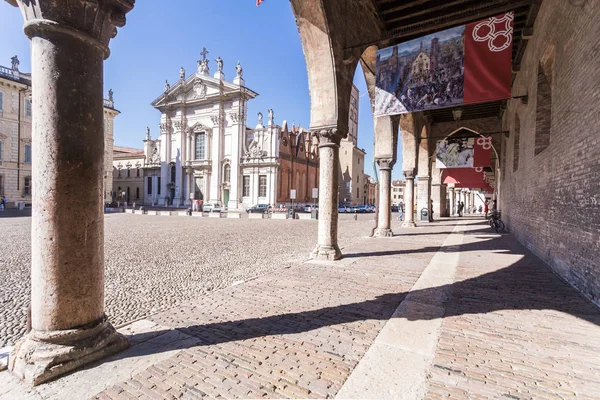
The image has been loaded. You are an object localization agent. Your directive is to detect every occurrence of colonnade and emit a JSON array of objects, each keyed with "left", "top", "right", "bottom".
[{"left": 7, "top": 0, "right": 488, "bottom": 386}]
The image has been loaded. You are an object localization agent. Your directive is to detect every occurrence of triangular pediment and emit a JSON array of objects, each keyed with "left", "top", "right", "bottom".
[{"left": 151, "top": 72, "right": 258, "bottom": 109}]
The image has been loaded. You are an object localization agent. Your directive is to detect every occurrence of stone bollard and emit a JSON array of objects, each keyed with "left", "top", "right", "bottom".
[{"left": 354, "top": 212, "right": 358, "bottom": 221}]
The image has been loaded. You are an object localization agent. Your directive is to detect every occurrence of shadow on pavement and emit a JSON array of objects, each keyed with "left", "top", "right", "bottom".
[{"left": 112, "top": 221, "right": 600, "bottom": 361}]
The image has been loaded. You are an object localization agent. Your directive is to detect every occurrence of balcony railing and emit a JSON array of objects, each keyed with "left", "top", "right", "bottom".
[{"left": 103, "top": 98, "right": 115, "bottom": 109}]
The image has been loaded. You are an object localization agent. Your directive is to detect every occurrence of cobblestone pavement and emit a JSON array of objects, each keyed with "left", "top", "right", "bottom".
[
  {"left": 425, "top": 221, "right": 600, "bottom": 399},
  {"left": 2, "top": 217, "right": 600, "bottom": 399},
  {"left": 0, "top": 213, "right": 378, "bottom": 347}
]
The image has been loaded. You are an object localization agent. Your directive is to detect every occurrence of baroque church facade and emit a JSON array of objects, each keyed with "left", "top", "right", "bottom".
[{"left": 140, "top": 51, "right": 319, "bottom": 210}]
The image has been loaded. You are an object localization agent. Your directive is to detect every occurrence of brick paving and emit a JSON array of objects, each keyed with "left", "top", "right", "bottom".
[
  {"left": 425, "top": 220, "right": 600, "bottom": 400},
  {"left": 94, "top": 224, "right": 451, "bottom": 399}
]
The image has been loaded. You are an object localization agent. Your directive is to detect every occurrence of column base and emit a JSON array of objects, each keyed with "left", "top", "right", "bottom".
[
  {"left": 402, "top": 221, "right": 417, "bottom": 228},
  {"left": 8, "top": 317, "right": 128, "bottom": 386},
  {"left": 374, "top": 228, "right": 394, "bottom": 238},
  {"left": 311, "top": 244, "right": 343, "bottom": 261}
]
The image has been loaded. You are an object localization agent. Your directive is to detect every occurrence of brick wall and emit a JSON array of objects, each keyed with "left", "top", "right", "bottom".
[{"left": 500, "top": 0, "right": 600, "bottom": 306}]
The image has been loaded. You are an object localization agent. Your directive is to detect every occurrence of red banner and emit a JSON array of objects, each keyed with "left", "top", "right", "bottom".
[
  {"left": 473, "top": 136, "right": 492, "bottom": 168},
  {"left": 464, "top": 13, "right": 513, "bottom": 104}
]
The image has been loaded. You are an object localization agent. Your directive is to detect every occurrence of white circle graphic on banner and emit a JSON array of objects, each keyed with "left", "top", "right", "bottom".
[{"left": 472, "top": 12, "right": 514, "bottom": 52}]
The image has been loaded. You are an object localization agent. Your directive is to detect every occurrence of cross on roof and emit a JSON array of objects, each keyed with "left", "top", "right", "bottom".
[{"left": 200, "top": 47, "right": 209, "bottom": 61}]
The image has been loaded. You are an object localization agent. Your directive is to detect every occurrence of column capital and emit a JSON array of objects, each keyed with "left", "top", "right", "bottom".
[
  {"left": 403, "top": 169, "right": 415, "bottom": 179},
  {"left": 376, "top": 158, "right": 395, "bottom": 171},
  {"left": 8, "top": 0, "right": 134, "bottom": 59},
  {"left": 312, "top": 126, "right": 345, "bottom": 147}
]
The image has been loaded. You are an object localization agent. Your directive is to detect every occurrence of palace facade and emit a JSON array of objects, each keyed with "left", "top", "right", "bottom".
[{"left": 0, "top": 57, "right": 119, "bottom": 207}]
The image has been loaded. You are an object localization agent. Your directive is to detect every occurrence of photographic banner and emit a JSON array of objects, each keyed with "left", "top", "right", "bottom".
[
  {"left": 436, "top": 136, "right": 492, "bottom": 169},
  {"left": 375, "top": 12, "right": 513, "bottom": 116}
]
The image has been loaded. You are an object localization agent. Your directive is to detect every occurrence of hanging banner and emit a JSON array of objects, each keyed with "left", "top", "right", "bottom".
[
  {"left": 435, "top": 137, "right": 474, "bottom": 169},
  {"left": 473, "top": 136, "right": 492, "bottom": 168},
  {"left": 375, "top": 12, "right": 513, "bottom": 116}
]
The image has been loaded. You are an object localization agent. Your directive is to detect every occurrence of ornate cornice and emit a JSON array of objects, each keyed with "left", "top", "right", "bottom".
[{"left": 8, "top": 0, "right": 135, "bottom": 60}]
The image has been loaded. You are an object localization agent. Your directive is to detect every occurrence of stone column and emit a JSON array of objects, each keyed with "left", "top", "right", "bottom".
[
  {"left": 311, "top": 128, "right": 343, "bottom": 260},
  {"left": 402, "top": 170, "right": 416, "bottom": 227},
  {"left": 7, "top": 0, "right": 134, "bottom": 385},
  {"left": 374, "top": 158, "right": 394, "bottom": 237}
]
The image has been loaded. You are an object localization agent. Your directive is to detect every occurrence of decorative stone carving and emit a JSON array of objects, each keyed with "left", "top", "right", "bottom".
[
  {"left": 193, "top": 79, "right": 207, "bottom": 99},
  {"left": 8, "top": 0, "right": 134, "bottom": 59},
  {"left": 312, "top": 127, "right": 344, "bottom": 146},
  {"left": 404, "top": 169, "right": 416, "bottom": 179},
  {"left": 164, "top": 80, "right": 170, "bottom": 92},
  {"left": 257, "top": 112, "right": 263, "bottom": 126},
  {"left": 150, "top": 147, "right": 160, "bottom": 164},
  {"left": 211, "top": 116, "right": 219, "bottom": 127},
  {"left": 108, "top": 88, "right": 114, "bottom": 102},
  {"left": 174, "top": 121, "right": 186, "bottom": 132},
  {"left": 376, "top": 158, "right": 395, "bottom": 170},
  {"left": 216, "top": 56, "right": 223, "bottom": 72},
  {"left": 236, "top": 61, "right": 243, "bottom": 78},
  {"left": 245, "top": 139, "right": 265, "bottom": 160},
  {"left": 179, "top": 66, "right": 185, "bottom": 80},
  {"left": 145, "top": 126, "right": 151, "bottom": 140},
  {"left": 230, "top": 113, "right": 240, "bottom": 124},
  {"left": 160, "top": 123, "right": 170, "bottom": 134}
]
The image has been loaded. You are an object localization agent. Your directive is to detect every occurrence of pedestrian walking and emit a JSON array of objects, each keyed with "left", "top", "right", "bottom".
[
  {"left": 458, "top": 201, "right": 464, "bottom": 217},
  {"left": 484, "top": 200, "right": 489, "bottom": 218}
]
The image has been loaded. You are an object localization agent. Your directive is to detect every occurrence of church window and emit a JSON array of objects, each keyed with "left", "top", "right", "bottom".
[
  {"left": 147, "top": 177, "right": 152, "bottom": 194},
  {"left": 243, "top": 175, "right": 250, "bottom": 197},
  {"left": 195, "top": 133, "right": 206, "bottom": 160},
  {"left": 0, "top": 175, "right": 4, "bottom": 196},
  {"left": 24, "top": 145, "right": 31, "bottom": 163},
  {"left": 127, "top": 168, "right": 131, "bottom": 178},
  {"left": 136, "top": 187, "right": 139, "bottom": 199},
  {"left": 224, "top": 164, "right": 231, "bottom": 183},
  {"left": 23, "top": 176, "right": 31, "bottom": 196},
  {"left": 259, "top": 175, "right": 267, "bottom": 197},
  {"left": 170, "top": 166, "right": 176, "bottom": 183},
  {"left": 118, "top": 169, "right": 121, "bottom": 178},
  {"left": 25, "top": 98, "right": 32, "bottom": 118},
  {"left": 513, "top": 115, "right": 520, "bottom": 172},
  {"left": 357, "top": 188, "right": 359, "bottom": 198},
  {"left": 0, "top": 92, "right": 3, "bottom": 111},
  {"left": 535, "top": 62, "right": 552, "bottom": 155},
  {"left": 136, "top": 168, "right": 140, "bottom": 177},
  {"left": 157, "top": 177, "right": 161, "bottom": 194},
  {"left": 0, "top": 140, "right": 3, "bottom": 161}
]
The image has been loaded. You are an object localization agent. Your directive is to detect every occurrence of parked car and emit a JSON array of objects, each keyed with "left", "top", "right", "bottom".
[
  {"left": 247, "top": 204, "right": 270, "bottom": 214},
  {"left": 304, "top": 204, "right": 318, "bottom": 212},
  {"left": 367, "top": 205, "right": 376, "bottom": 213},
  {"left": 346, "top": 205, "right": 358, "bottom": 213},
  {"left": 391, "top": 205, "right": 399, "bottom": 212},
  {"left": 338, "top": 205, "right": 347, "bottom": 213},
  {"left": 203, "top": 202, "right": 222, "bottom": 212},
  {"left": 356, "top": 205, "right": 370, "bottom": 213}
]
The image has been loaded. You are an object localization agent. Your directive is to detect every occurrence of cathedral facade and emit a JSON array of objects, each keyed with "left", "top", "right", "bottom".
[{"left": 141, "top": 52, "right": 319, "bottom": 210}]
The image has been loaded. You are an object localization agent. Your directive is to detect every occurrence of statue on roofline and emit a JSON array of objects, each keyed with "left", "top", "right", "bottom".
[
  {"left": 165, "top": 80, "right": 170, "bottom": 92},
  {"left": 180, "top": 66, "right": 185, "bottom": 80},
  {"left": 236, "top": 61, "right": 243, "bottom": 78},
  {"left": 216, "top": 57, "right": 223, "bottom": 73},
  {"left": 10, "top": 55, "right": 19, "bottom": 71}
]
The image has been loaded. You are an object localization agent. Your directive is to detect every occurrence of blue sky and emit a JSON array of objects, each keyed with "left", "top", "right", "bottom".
[{"left": 0, "top": 1, "right": 403, "bottom": 179}]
